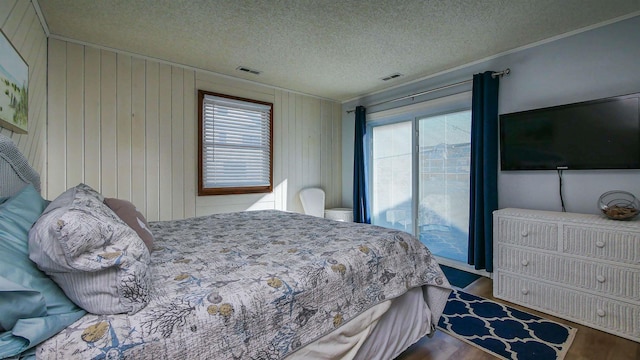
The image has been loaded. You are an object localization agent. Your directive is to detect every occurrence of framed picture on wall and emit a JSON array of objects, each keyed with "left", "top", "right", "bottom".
[{"left": 0, "top": 29, "right": 28, "bottom": 134}]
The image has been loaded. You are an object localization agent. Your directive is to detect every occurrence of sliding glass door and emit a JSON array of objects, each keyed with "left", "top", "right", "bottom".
[
  {"left": 369, "top": 101, "right": 471, "bottom": 263},
  {"left": 371, "top": 121, "right": 413, "bottom": 232},
  {"left": 417, "top": 111, "right": 471, "bottom": 262}
]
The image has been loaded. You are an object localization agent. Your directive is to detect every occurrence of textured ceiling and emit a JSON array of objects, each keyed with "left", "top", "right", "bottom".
[{"left": 37, "top": 0, "right": 640, "bottom": 102}]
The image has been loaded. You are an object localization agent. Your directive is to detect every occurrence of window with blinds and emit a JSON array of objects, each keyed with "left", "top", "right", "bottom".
[{"left": 198, "top": 90, "right": 273, "bottom": 195}]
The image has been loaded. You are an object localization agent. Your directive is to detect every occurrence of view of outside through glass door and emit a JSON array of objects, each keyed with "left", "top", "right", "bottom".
[
  {"left": 417, "top": 111, "right": 471, "bottom": 262},
  {"left": 371, "top": 121, "right": 413, "bottom": 232},
  {"left": 371, "top": 110, "right": 471, "bottom": 263}
]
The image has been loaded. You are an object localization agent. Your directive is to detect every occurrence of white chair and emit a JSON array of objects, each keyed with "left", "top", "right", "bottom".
[{"left": 299, "top": 188, "right": 325, "bottom": 217}]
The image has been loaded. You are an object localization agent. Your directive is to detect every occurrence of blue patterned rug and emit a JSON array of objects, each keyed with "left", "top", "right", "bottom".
[
  {"left": 440, "top": 265, "right": 481, "bottom": 288},
  {"left": 437, "top": 290, "right": 576, "bottom": 360}
]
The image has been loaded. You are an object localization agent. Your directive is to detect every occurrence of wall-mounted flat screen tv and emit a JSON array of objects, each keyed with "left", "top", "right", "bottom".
[{"left": 500, "top": 92, "right": 640, "bottom": 170}]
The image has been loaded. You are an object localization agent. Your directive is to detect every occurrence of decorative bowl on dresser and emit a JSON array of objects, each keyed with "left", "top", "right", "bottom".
[{"left": 493, "top": 208, "right": 639, "bottom": 342}]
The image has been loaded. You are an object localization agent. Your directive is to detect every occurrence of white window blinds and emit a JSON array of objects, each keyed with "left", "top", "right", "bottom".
[{"left": 200, "top": 93, "right": 272, "bottom": 193}]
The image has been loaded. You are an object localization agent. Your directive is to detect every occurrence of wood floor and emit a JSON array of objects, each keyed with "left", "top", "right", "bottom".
[{"left": 396, "top": 277, "right": 640, "bottom": 360}]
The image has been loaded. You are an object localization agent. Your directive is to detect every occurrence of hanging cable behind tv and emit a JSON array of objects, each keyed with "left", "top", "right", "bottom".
[{"left": 557, "top": 167, "right": 567, "bottom": 212}]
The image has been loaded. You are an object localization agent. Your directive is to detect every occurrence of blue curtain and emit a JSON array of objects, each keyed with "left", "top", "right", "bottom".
[
  {"left": 353, "top": 106, "right": 370, "bottom": 223},
  {"left": 468, "top": 71, "right": 500, "bottom": 272}
]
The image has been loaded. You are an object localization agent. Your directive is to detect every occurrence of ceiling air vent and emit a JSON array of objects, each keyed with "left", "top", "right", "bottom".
[
  {"left": 236, "top": 66, "right": 261, "bottom": 75},
  {"left": 381, "top": 73, "right": 403, "bottom": 81}
]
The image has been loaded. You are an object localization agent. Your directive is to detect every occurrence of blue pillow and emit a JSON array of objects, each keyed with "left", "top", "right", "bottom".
[{"left": 0, "top": 185, "right": 86, "bottom": 358}]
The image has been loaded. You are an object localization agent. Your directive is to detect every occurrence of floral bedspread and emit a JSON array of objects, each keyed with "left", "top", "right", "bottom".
[{"left": 36, "top": 210, "right": 450, "bottom": 359}]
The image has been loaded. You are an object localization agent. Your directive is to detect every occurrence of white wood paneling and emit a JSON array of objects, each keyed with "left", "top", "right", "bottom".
[
  {"left": 47, "top": 40, "right": 342, "bottom": 220},
  {"left": 1, "top": 0, "right": 28, "bottom": 38},
  {"left": 47, "top": 38, "right": 67, "bottom": 197},
  {"left": 273, "top": 90, "right": 285, "bottom": 210},
  {"left": 1, "top": 0, "right": 48, "bottom": 194},
  {"left": 131, "top": 57, "right": 146, "bottom": 214},
  {"left": 116, "top": 54, "right": 132, "bottom": 200},
  {"left": 99, "top": 50, "right": 117, "bottom": 197},
  {"left": 0, "top": 1, "right": 18, "bottom": 26},
  {"left": 170, "top": 67, "right": 184, "bottom": 219},
  {"left": 145, "top": 61, "right": 160, "bottom": 221},
  {"left": 7, "top": 0, "right": 35, "bottom": 61},
  {"left": 158, "top": 63, "right": 173, "bottom": 220},
  {"left": 65, "top": 43, "right": 84, "bottom": 188},
  {"left": 84, "top": 47, "right": 101, "bottom": 190},
  {"left": 182, "top": 71, "right": 196, "bottom": 219}
]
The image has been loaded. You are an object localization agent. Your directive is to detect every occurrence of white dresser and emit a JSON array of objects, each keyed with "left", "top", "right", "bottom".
[{"left": 493, "top": 208, "right": 640, "bottom": 342}]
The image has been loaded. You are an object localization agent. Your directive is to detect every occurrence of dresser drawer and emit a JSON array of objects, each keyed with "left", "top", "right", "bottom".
[
  {"left": 563, "top": 226, "right": 640, "bottom": 265},
  {"left": 495, "top": 272, "right": 640, "bottom": 341},
  {"left": 495, "top": 217, "right": 558, "bottom": 250},
  {"left": 496, "top": 246, "right": 640, "bottom": 302}
]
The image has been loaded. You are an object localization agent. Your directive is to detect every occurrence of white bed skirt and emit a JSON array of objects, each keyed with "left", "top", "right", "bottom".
[{"left": 287, "top": 286, "right": 440, "bottom": 360}]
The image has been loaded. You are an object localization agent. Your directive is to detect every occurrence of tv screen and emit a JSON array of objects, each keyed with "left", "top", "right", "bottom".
[{"left": 500, "top": 93, "right": 640, "bottom": 170}]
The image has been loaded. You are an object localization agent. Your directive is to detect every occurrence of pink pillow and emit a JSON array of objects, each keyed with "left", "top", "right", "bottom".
[{"left": 103, "top": 198, "right": 154, "bottom": 252}]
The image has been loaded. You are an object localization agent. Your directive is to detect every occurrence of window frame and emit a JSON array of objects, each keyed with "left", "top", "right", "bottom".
[
  {"left": 366, "top": 91, "right": 472, "bottom": 236},
  {"left": 197, "top": 90, "right": 274, "bottom": 196}
]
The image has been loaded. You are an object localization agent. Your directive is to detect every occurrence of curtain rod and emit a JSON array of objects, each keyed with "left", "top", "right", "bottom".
[{"left": 346, "top": 68, "right": 510, "bottom": 113}]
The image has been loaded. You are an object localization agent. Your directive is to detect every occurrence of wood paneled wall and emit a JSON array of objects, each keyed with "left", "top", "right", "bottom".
[
  {"left": 0, "top": 0, "right": 48, "bottom": 184},
  {"left": 47, "top": 39, "right": 342, "bottom": 221}
]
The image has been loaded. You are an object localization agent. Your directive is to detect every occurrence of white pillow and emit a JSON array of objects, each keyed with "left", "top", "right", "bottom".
[{"left": 28, "top": 184, "right": 151, "bottom": 315}]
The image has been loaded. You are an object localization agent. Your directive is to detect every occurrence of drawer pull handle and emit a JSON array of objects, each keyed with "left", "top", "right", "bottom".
[
  {"left": 520, "top": 230, "right": 528, "bottom": 237},
  {"left": 596, "top": 275, "right": 606, "bottom": 283},
  {"left": 597, "top": 309, "right": 606, "bottom": 317},
  {"left": 596, "top": 241, "right": 605, "bottom": 248},
  {"left": 521, "top": 260, "right": 529, "bottom": 267},
  {"left": 521, "top": 288, "right": 529, "bottom": 295}
]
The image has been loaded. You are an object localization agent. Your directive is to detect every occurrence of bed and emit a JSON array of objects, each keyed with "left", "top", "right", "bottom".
[{"left": 0, "top": 134, "right": 452, "bottom": 359}]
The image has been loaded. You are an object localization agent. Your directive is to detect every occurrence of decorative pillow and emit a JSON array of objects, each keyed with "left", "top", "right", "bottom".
[
  {"left": 104, "top": 198, "right": 154, "bottom": 252},
  {"left": 40, "top": 182, "right": 103, "bottom": 217},
  {"left": 0, "top": 185, "right": 86, "bottom": 359},
  {"left": 29, "top": 184, "right": 151, "bottom": 315}
]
